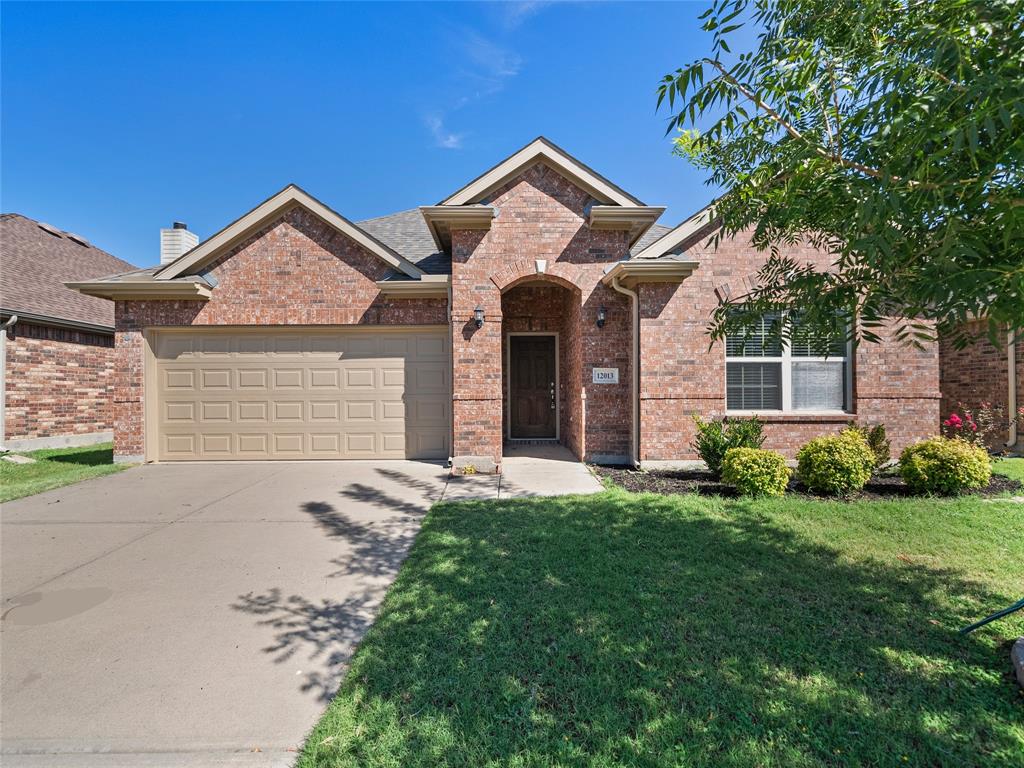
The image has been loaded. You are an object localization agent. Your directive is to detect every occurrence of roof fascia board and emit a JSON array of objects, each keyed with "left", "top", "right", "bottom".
[
  {"left": 155, "top": 185, "right": 424, "bottom": 281},
  {"left": 375, "top": 276, "right": 450, "bottom": 298},
  {"left": 631, "top": 204, "right": 719, "bottom": 260},
  {"left": 419, "top": 206, "right": 496, "bottom": 251},
  {"left": 440, "top": 137, "right": 644, "bottom": 207},
  {"left": 600, "top": 259, "right": 700, "bottom": 289},
  {"left": 589, "top": 205, "right": 667, "bottom": 246},
  {"left": 66, "top": 281, "right": 213, "bottom": 301},
  {"left": 0, "top": 307, "right": 114, "bottom": 334}
]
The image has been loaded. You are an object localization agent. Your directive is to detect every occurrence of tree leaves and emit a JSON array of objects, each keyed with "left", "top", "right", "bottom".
[{"left": 660, "top": 0, "right": 1024, "bottom": 348}]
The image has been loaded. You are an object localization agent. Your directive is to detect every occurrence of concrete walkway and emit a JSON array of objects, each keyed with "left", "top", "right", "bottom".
[
  {"left": 1, "top": 449, "right": 601, "bottom": 766},
  {"left": 441, "top": 444, "right": 604, "bottom": 501}
]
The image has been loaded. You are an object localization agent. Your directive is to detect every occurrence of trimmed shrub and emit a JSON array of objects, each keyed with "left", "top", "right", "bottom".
[
  {"left": 846, "top": 421, "right": 891, "bottom": 468},
  {"left": 691, "top": 415, "right": 765, "bottom": 476},
  {"left": 721, "top": 447, "right": 791, "bottom": 497},
  {"left": 899, "top": 437, "right": 991, "bottom": 495},
  {"left": 796, "top": 429, "right": 875, "bottom": 496}
]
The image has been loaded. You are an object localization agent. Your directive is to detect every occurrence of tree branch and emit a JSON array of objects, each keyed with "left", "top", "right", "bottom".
[{"left": 703, "top": 58, "right": 892, "bottom": 181}]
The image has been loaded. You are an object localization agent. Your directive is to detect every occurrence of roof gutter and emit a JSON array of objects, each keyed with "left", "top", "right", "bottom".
[
  {"left": 609, "top": 276, "right": 640, "bottom": 468},
  {"left": 65, "top": 281, "right": 213, "bottom": 302},
  {"left": 0, "top": 307, "right": 113, "bottom": 335}
]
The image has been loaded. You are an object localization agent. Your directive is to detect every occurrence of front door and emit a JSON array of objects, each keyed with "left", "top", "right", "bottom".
[{"left": 509, "top": 335, "right": 556, "bottom": 439}]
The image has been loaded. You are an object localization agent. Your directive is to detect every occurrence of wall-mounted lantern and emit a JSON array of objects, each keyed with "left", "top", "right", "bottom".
[
  {"left": 474, "top": 306, "right": 485, "bottom": 329},
  {"left": 596, "top": 306, "right": 607, "bottom": 328}
]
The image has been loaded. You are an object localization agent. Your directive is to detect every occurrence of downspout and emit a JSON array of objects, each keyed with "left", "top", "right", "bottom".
[
  {"left": 609, "top": 277, "right": 640, "bottom": 468},
  {"left": 0, "top": 314, "right": 18, "bottom": 450},
  {"left": 1008, "top": 330, "right": 1018, "bottom": 449},
  {"left": 447, "top": 281, "right": 455, "bottom": 467}
]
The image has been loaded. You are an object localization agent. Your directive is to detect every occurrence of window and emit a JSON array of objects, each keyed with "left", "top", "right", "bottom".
[{"left": 726, "top": 312, "right": 850, "bottom": 412}]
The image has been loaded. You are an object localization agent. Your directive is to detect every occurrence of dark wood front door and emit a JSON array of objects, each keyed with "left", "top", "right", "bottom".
[{"left": 509, "top": 335, "right": 556, "bottom": 439}]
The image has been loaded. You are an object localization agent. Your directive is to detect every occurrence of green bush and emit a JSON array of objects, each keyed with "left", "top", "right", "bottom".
[
  {"left": 796, "top": 429, "right": 875, "bottom": 496},
  {"left": 721, "top": 447, "right": 791, "bottom": 497},
  {"left": 846, "top": 421, "right": 891, "bottom": 468},
  {"left": 898, "top": 437, "right": 991, "bottom": 495},
  {"left": 691, "top": 415, "right": 765, "bottom": 476}
]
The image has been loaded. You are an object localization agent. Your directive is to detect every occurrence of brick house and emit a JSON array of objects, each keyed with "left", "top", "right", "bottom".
[
  {"left": 1, "top": 214, "right": 136, "bottom": 450},
  {"left": 939, "top": 323, "right": 1022, "bottom": 450},
  {"left": 71, "top": 138, "right": 940, "bottom": 469}
]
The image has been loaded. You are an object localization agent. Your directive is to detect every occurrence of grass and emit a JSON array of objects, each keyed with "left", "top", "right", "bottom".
[
  {"left": 0, "top": 442, "right": 127, "bottom": 502},
  {"left": 299, "top": 488, "right": 1024, "bottom": 767},
  {"left": 994, "top": 457, "right": 1024, "bottom": 484}
]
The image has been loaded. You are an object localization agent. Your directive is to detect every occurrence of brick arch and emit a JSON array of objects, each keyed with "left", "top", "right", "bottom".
[{"left": 490, "top": 261, "right": 581, "bottom": 294}]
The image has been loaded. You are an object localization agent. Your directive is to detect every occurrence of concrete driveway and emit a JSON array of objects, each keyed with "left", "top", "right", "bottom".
[{"left": 1, "top": 461, "right": 450, "bottom": 767}]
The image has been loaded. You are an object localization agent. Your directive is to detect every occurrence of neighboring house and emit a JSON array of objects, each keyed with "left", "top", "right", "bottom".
[
  {"left": 1, "top": 214, "right": 136, "bottom": 450},
  {"left": 939, "top": 322, "right": 1022, "bottom": 450},
  {"left": 70, "top": 138, "right": 939, "bottom": 469}
]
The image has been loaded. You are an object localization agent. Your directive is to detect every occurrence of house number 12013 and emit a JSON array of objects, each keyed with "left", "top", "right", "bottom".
[{"left": 592, "top": 367, "right": 619, "bottom": 384}]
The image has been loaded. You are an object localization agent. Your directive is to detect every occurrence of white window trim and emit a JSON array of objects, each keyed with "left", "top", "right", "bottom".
[{"left": 725, "top": 328, "right": 853, "bottom": 415}]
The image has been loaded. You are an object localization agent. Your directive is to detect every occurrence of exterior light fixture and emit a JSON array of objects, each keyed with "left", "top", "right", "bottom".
[
  {"left": 474, "top": 306, "right": 485, "bottom": 329},
  {"left": 596, "top": 306, "right": 607, "bottom": 328}
]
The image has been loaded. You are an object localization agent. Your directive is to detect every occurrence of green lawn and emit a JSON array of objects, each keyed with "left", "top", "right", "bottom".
[
  {"left": 299, "top": 487, "right": 1024, "bottom": 767},
  {"left": 994, "top": 457, "right": 1024, "bottom": 484},
  {"left": 0, "top": 442, "right": 127, "bottom": 502}
]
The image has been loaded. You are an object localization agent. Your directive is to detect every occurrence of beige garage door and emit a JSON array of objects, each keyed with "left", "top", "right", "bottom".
[{"left": 150, "top": 327, "right": 450, "bottom": 461}]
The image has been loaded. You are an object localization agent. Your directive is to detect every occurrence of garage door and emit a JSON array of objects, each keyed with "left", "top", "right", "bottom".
[{"left": 150, "top": 327, "right": 450, "bottom": 460}]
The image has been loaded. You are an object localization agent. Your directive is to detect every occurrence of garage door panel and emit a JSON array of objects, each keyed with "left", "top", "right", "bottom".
[
  {"left": 309, "top": 401, "right": 341, "bottom": 422},
  {"left": 200, "top": 370, "right": 231, "bottom": 390},
  {"left": 237, "top": 369, "right": 268, "bottom": 389},
  {"left": 273, "top": 369, "right": 304, "bottom": 389},
  {"left": 273, "top": 401, "right": 304, "bottom": 422},
  {"left": 309, "top": 369, "right": 340, "bottom": 388},
  {"left": 237, "top": 401, "right": 269, "bottom": 422},
  {"left": 274, "top": 433, "right": 304, "bottom": 454},
  {"left": 201, "top": 434, "right": 232, "bottom": 456},
  {"left": 165, "top": 402, "right": 196, "bottom": 422},
  {"left": 381, "top": 400, "right": 404, "bottom": 421},
  {"left": 164, "top": 434, "right": 196, "bottom": 455},
  {"left": 237, "top": 433, "right": 270, "bottom": 456},
  {"left": 379, "top": 368, "right": 405, "bottom": 389},
  {"left": 164, "top": 370, "right": 195, "bottom": 390},
  {"left": 154, "top": 328, "right": 449, "bottom": 460},
  {"left": 345, "top": 401, "right": 376, "bottom": 421}
]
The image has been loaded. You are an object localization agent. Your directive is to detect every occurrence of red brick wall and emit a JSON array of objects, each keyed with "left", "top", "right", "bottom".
[
  {"left": 450, "top": 163, "right": 633, "bottom": 464},
  {"left": 637, "top": 232, "right": 940, "bottom": 460},
  {"left": 939, "top": 321, "right": 1022, "bottom": 449},
  {"left": 112, "top": 207, "right": 446, "bottom": 458},
  {"left": 4, "top": 322, "right": 115, "bottom": 442}
]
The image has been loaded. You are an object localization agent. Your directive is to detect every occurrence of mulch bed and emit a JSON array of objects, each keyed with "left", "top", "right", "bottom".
[{"left": 592, "top": 465, "right": 1022, "bottom": 501}]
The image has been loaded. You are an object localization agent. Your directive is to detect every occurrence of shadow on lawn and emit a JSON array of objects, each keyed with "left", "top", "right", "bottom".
[
  {"left": 245, "top": 480, "right": 1024, "bottom": 766},
  {"left": 46, "top": 447, "right": 113, "bottom": 467}
]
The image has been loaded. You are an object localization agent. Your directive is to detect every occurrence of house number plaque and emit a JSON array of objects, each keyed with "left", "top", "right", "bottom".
[{"left": 592, "top": 367, "right": 619, "bottom": 384}]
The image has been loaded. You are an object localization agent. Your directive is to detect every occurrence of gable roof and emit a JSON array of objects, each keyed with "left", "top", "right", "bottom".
[
  {"left": 630, "top": 203, "right": 719, "bottom": 260},
  {"left": 0, "top": 213, "right": 136, "bottom": 329},
  {"left": 155, "top": 185, "right": 425, "bottom": 280},
  {"left": 439, "top": 136, "right": 645, "bottom": 207},
  {"left": 357, "top": 208, "right": 450, "bottom": 275}
]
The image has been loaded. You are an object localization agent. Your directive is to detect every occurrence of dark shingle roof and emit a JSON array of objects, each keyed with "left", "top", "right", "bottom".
[
  {"left": 0, "top": 214, "right": 136, "bottom": 328},
  {"left": 631, "top": 223, "right": 672, "bottom": 255},
  {"left": 357, "top": 209, "right": 450, "bottom": 275}
]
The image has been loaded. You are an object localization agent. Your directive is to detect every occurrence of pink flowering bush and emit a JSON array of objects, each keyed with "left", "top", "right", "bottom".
[{"left": 941, "top": 401, "right": 1023, "bottom": 450}]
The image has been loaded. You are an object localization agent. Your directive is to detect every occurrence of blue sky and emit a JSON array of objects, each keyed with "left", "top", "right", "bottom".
[{"left": 2, "top": 1, "right": 720, "bottom": 268}]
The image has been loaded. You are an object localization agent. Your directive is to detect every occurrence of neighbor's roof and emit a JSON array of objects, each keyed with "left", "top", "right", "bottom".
[{"left": 0, "top": 213, "right": 136, "bottom": 328}]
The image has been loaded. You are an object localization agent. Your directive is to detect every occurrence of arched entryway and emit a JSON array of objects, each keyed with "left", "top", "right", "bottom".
[{"left": 500, "top": 276, "right": 584, "bottom": 458}]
